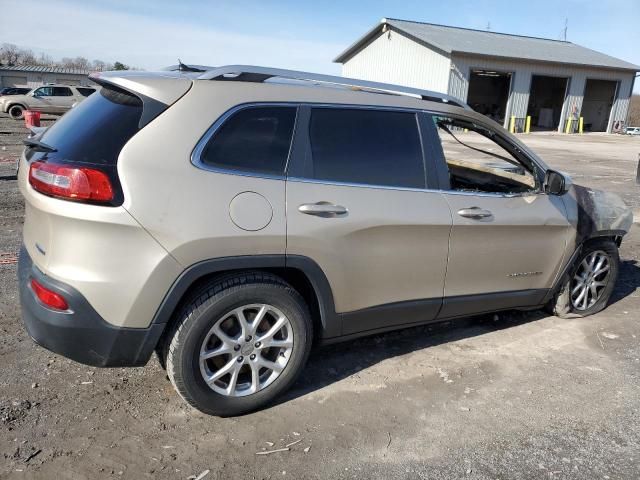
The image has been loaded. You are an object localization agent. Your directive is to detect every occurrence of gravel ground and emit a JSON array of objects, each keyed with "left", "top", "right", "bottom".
[{"left": 1, "top": 114, "right": 639, "bottom": 479}]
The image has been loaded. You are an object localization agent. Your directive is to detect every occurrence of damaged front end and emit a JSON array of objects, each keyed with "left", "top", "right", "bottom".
[{"left": 564, "top": 184, "right": 633, "bottom": 248}]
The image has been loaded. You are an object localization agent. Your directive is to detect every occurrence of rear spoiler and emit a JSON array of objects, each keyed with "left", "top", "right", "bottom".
[{"left": 89, "top": 71, "right": 193, "bottom": 128}]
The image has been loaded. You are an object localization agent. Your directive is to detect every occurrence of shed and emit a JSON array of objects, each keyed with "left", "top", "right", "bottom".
[
  {"left": 0, "top": 65, "right": 93, "bottom": 90},
  {"left": 335, "top": 19, "right": 640, "bottom": 133}
]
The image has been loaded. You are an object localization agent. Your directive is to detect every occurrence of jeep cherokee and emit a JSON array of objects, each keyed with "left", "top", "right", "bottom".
[{"left": 17, "top": 65, "right": 632, "bottom": 416}]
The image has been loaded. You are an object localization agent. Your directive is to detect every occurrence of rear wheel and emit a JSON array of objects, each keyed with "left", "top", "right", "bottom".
[
  {"left": 165, "top": 272, "right": 312, "bottom": 416},
  {"left": 549, "top": 239, "right": 619, "bottom": 318},
  {"left": 8, "top": 104, "right": 25, "bottom": 120}
]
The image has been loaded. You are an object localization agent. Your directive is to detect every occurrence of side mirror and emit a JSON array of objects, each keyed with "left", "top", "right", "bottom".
[{"left": 544, "top": 170, "right": 570, "bottom": 195}]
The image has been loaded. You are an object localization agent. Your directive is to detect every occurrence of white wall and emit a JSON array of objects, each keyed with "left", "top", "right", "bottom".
[
  {"left": 341, "top": 29, "right": 451, "bottom": 93},
  {"left": 450, "top": 54, "right": 635, "bottom": 132}
]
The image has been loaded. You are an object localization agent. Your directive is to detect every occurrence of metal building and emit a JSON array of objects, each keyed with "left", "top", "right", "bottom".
[
  {"left": 335, "top": 18, "right": 640, "bottom": 133},
  {"left": 0, "top": 65, "right": 93, "bottom": 89}
]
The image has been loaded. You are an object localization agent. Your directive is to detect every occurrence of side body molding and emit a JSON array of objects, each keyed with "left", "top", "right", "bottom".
[{"left": 150, "top": 254, "right": 341, "bottom": 338}]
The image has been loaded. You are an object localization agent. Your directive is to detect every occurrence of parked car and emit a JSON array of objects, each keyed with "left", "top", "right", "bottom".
[
  {"left": 0, "top": 84, "right": 97, "bottom": 119},
  {"left": 0, "top": 87, "right": 31, "bottom": 96},
  {"left": 17, "top": 66, "right": 632, "bottom": 416},
  {"left": 626, "top": 126, "right": 640, "bottom": 136}
]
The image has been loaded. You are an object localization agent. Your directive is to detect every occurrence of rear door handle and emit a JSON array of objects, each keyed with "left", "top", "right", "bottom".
[
  {"left": 457, "top": 207, "right": 493, "bottom": 219},
  {"left": 298, "top": 202, "right": 348, "bottom": 218}
]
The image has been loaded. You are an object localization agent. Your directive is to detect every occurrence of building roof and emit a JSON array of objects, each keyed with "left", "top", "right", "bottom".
[
  {"left": 0, "top": 65, "right": 91, "bottom": 75},
  {"left": 335, "top": 18, "right": 640, "bottom": 71}
]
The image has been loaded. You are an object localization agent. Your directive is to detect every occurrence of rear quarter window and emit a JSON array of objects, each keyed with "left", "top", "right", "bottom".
[
  {"left": 76, "top": 87, "right": 96, "bottom": 97},
  {"left": 198, "top": 106, "right": 297, "bottom": 176}
]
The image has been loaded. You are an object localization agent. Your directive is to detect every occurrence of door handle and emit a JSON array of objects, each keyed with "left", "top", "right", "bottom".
[
  {"left": 457, "top": 207, "right": 493, "bottom": 219},
  {"left": 298, "top": 202, "right": 348, "bottom": 218}
]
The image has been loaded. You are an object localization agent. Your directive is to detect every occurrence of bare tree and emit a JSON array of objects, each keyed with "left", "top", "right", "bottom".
[
  {"left": 91, "top": 59, "right": 111, "bottom": 71},
  {"left": 19, "top": 49, "right": 37, "bottom": 65},
  {"left": 0, "top": 43, "right": 22, "bottom": 65},
  {"left": 37, "top": 52, "right": 54, "bottom": 67},
  {"left": 0, "top": 43, "right": 137, "bottom": 71}
]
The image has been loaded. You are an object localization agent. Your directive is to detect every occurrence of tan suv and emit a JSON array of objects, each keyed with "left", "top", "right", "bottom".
[
  {"left": 1, "top": 84, "right": 96, "bottom": 119},
  {"left": 17, "top": 65, "right": 632, "bottom": 416}
]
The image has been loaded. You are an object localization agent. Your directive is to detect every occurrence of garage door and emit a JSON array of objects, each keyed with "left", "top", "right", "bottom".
[{"left": 2, "top": 75, "right": 28, "bottom": 87}]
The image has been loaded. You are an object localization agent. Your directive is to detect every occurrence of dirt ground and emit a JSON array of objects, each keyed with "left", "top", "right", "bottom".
[{"left": 1, "top": 114, "right": 639, "bottom": 480}]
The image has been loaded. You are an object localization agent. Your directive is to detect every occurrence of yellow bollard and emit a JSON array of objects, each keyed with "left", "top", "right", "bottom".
[
  {"left": 510, "top": 116, "right": 516, "bottom": 134},
  {"left": 565, "top": 118, "right": 572, "bottom": 134},
  {"left": 578, "top": 117, "right": 583, "bottom": 134},
  {"left": 525, "top": 116, "right": 531, "bottom": 134}
]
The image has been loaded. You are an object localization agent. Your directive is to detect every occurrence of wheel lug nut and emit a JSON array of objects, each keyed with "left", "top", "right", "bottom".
[
  {"left": 245, "top": 335, "right": 252, "bottom": 342},
  {"left": 250, "top": 354, "right": 256, "bottom": 360},
  {"left": 237, "top": 356, "right": 243, "bottom": 363},
  {"left": 234, "top": 345, "right": 240, "bottom": 351},
  {"left": 255, "top": 342, "right": 261, "bottom": 348}
]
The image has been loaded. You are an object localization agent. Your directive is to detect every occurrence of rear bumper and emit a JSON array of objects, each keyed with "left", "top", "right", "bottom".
[{"left": 18, "top": 245, "right": 164, "bottom": 367}]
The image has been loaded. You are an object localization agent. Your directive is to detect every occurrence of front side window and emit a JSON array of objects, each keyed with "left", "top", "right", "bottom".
[
  {"left": 199, "top": 106, "right": 297, "bottom": 176},
  {"left": 34, "top": 87, "right": 53, "bottom": 97},
  {"left": 433, "top": 116, "right": 536, "bottom": 194},
  {"left": 308, "top": 108, "right": 425, "bottom": 189}
]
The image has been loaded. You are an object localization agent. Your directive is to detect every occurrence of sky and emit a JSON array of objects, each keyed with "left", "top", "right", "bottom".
[{"left": 1, "top": 0, "right": 638, "bottom": 91}]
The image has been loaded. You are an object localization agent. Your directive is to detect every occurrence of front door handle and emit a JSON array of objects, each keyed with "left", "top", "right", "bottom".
[
  {"left": 457, "top": 207, "right": 493, "bottom": 219},
  {"left": 298, "top": 202, "right": 348, "bottom": 218}
]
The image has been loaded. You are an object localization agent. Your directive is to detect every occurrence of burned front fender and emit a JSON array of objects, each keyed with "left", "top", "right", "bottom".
[{"left": 563, "top": 184, "right": 633, "bottom": 247}]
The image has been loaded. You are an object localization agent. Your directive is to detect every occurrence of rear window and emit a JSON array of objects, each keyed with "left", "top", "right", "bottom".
[
  {"left": 32, "top": 84, "right": 143, "bottom": 166},
  {"left": 199, "top": 106, "right": 297, "bottom": 176}
]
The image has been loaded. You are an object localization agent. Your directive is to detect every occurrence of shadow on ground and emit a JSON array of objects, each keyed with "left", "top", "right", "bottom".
[
  {"left": 280, "top": 259, "right": 640, "bottom": 405},
  {"left": 610, "top": 259, "right": 640, "bottom": 305},
  {"left": 281, "top": 309, "right": 545, "bottom": 405}
]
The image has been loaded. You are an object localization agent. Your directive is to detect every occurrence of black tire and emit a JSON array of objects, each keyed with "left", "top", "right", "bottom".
[
  {"left": 164, "top": 272, "right": 313, "bottom": 416},
  {"left": 548, "top": 238, "right": 619, "bottom": 318},
  {"left": 8, "top": 104, "right": 25, "bottom": 120}
]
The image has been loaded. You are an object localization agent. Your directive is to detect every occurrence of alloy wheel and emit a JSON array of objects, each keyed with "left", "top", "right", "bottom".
[
  {"left": 570, "top": 250, "right": 611, "bottom": 311},
  {"left": 199, "top": 304, "right": 294, "bottom": 397}
]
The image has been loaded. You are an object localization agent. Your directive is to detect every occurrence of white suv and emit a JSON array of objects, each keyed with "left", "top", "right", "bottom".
[{"left": 1, "top": 84, "right": 97, "bottom": 119}]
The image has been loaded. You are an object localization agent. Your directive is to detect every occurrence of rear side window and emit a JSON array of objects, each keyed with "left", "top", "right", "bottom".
[
  {"left": 199, "top": 106, "right": 297, "bottom": 176},
  {"left": 33, "top": 84, "right": 143, "bottom": 166},
  {"left": 308, "top": 108, "right": 425, "bottom": 189},
  {"left": 53, "top": 87, "right": 73, "bottom": 96},
  {"left": 76, "top": 87, "right": 96, "bottom": 97}
]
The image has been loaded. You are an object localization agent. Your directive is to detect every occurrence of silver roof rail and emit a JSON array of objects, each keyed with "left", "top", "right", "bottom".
[{"left": 187, "top": 64, "right": 469, "bottom": 109}]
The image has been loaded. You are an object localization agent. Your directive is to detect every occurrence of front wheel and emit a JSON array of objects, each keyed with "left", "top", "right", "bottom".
[
  {"left": 8, "top": 104, "right": 25, "bottom": 120},
  {"left": 165, "top": 272, "right": 313, "bottom": 416},
  {"left": 549, "top": 239, "right": 619, "bottom": 318}
]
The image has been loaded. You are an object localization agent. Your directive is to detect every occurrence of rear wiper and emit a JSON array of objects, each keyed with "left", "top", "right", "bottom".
[{"left": 23, "top": 138, "right": 57, "bottom": 153}]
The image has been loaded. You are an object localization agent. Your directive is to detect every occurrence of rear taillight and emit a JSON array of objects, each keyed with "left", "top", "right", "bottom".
[
  {"left": 29, "top": 161, "right": 114, "bottom": 203},
  {"left": 30, "top": 278, "right": 69, "bottom": 311}
]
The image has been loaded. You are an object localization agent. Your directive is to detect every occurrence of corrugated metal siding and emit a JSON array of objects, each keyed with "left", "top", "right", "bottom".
[
  {"left": 450, "top": 54, "right": 635, "bottom": 132},
  {"left": 0, "top": 72, "right": 93, "bottom": 89},
  {"left": 342, "top": 29, "right": 451, "bottom": 93}
]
